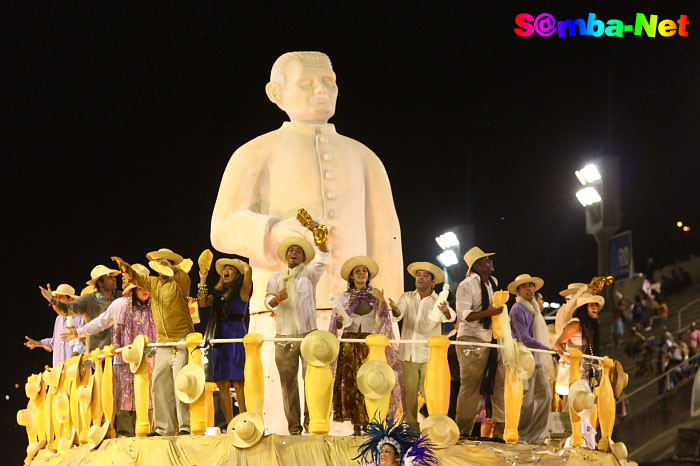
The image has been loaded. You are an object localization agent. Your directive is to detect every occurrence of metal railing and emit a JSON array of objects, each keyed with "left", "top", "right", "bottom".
[
  {"left": 616, "top": 352, "right": 700, "bottom": 405},
  {"left": 677, "top": 296, "right": 700, "bottom": 333}
]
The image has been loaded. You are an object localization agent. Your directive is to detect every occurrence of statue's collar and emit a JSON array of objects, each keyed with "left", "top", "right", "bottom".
[{"left": 281, "top": 121, "right": 337, "bottom": 135}]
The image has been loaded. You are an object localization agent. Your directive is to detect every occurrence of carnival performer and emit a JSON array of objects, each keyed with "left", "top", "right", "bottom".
[
  {"left": 454, "top": 246, "right": 506, "bottom": 439},
  {"left": 40, "top": 264, "right": 122, "bottom": 351},
  {"left": 198, "top": 257, "right": 253, "bottom": 422},
  {"left": 356, "top": 416, "right": 436, "bottom": 466},
  {"left": 25, "top": 283, "right": 84, "bottom": 366},
  {"left": 328, "top": 256, "right": 404, "bottom": 434},
  {"left": 507, "top": 273, "right": 554, "bottom": 444},
  {"left": 265, "top": 230, "right": 329, "bottom": 435},
  {"left": 112, "top": 249, "right": 193, "bottom": 436},
  {"left": 387, "top": 261, "right": 455, "bottom": 433},
  {"left": 554, "top": 292, "right": 604, "bottom": 449},
  {"left": 62, "top": 263, "right": 157, "bottom": 437}
]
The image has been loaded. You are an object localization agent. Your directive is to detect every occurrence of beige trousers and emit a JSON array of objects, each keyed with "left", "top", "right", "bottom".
[
  {"left": 153, "top": 345, "right": 190, "bottom": 435},
  {"left": 455, "top": 335, "right": 505, "bottom": 437},
  {"left": 401, "top": 360, "right": 427, "bottom": 433},
  {"left": 518, "top": 367, "right": 552, "bottom": 444},
  {"left": 275, "top": 333, "right": 309, "bottom": 435}
]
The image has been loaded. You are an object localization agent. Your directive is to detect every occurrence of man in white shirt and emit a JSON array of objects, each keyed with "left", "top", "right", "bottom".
[
  {"left": 265, "top": 234, "right": 329, "bottom": 434},
  {"left": 388, "top": 261, "right": 455, "bottom": 432},
  {"left": 455, "top": 246, "right": 506, "bottom": 439}
]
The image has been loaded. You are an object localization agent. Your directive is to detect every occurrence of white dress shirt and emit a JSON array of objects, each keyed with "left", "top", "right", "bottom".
[
  {"left": 265, "top": 250, "right": 330, "bottom": 335},
  {"left": 394, "top": 290, "right": 456, "bottom": 363},
  {"left": 456, "top": 274, "right": 498, "bottom": 341}
]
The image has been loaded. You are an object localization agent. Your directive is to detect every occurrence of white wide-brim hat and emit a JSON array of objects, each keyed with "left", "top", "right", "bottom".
[
  {"left": 227, "top": 411, "right": 264, "bottom": 448},
  {"left": 86, "top": 419, "right": 110, "bottom": 449},
  {"left": 577, "top": 293, "right": 605, "bottom": 311},
  {"left": 53, "top": 283, "right": 78, "bottom": 299},
  {"left": 122, "top": 263, "right": 150, "bottom": 295},
  {"left": 340, "top": 256, "right": 379, "bottom": 281},
  {"left": 559, "top": 282, "right": 586, "bottom": 297},
  {"left": 507, "top": 273, "right": 544, "bottom": 295},
  {"left": 420, "top": 414, "right": 459, "bottom": 449},
  {"left": 277, "top": 236, "right": 315, "bottom": 264},
  {"left": 77, "top": 376, "right": 94, "bottom": 410},
  {"left": 86, "top": 264, "right": 121, "bottom": 286},
  {"left": 569, "top": 380, "right": 595, "bottom": 418},
  {"left": 300, "top": 330, "right": 339, "bottom": 367},
  {"left": 407, "top": 262, "right": 445, "bottom": 284},
  {"left": 216, "top": 258, "right": 246, "bottom": 276},
  {"left": 149, "top": 260, "right": 174, "bottom": 277},
  {"left": 121, "top": 334, "right": 148, "bottom": 373},
  {"left": 146, "top": 248, "right": 184, "bottom": 265},
  {"left": 463, "top": 246, "right": 495, "bottom": 275},
  {"left": 516, "top": 343, "right": 536, "bottom": 379},
  {"left": 175, "top": 363, "right": 206, "bottom": 404},
  {"left": 357, "top": 360, "right": 396, "bottom": 399}
]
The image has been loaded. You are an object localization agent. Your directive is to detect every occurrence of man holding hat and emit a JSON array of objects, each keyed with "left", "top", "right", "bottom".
[
  {"left": 507, "top": 273, "right": 553, "bottom": 444},
  {"left": 265, "top": 232, "right": 329, "bottom": 435},
  {"left": 387, "top": 261, "right": 455, "bottom": 433},
  {"left": 454, "top": 246, "right": 505, "bottom": 439},
  {"left": 112, "top": 248, "right": 193, "bottom": 436},
  {"left": 25, "top": 284, "right": 85, "bottom": 366},
  {"left": 40, "top": 265, "right": 122, "bottom": 351}
]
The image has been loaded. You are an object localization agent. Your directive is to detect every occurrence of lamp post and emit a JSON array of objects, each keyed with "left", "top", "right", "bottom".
[{"left": 575, "top": 157, "right": 620, "bottom": 304}]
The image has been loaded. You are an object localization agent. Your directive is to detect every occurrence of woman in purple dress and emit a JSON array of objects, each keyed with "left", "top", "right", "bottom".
[{"left": 199, "top": 258, "right": 252, "bottom": 423}]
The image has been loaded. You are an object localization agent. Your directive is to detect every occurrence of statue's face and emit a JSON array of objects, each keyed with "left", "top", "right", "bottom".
[{"left": 280, "top": 59, "right": 337, "bottom": 123}]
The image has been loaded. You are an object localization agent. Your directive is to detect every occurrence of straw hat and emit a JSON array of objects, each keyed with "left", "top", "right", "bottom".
[
  {"left": 86, "top": 264, "right": 121, "bottom": 286},
  {"left": 610, "top": 438, "right": 629, "bottom": 461},
  {"left": 179, "top": 258, "right": 193, "bottom": 273},
  {"left": 407, "top": 262, "right": 445, "bottom": 285},
  {"left": 559, "top": 283, "right": 586, "bottom": 297},
  {"left": 507, "top": 273, "right": 544, "bottom": 295},
  {"left": 357, "top": 360, "right": 396, "bottom": 399},
  {"left": 340, "top": 256, "right": 379, "bottom": 281},
  {"left": 53, "top": 392, "right": 70, "bottom": 423},
  {"left": 216, "top": 258, "right": 246, "bottom": 276},
  {"left": 122, "top": 263, "right": 150, "bottom": 295},
  {"left": 53, "top": 284, "right": 78, "bottom": 299},
  {"left": 463, "top": 246, "right": 495, "bottom": 275},
  {"left": 121, "top": 334, "right": 148, "bottom": 373},
  {"left": 577, "top": 293, "right": 605, "bottom": 311},
  {"left": 25, "top": 375, "right": 41, "bottom": 399},
  {"left": 610, "top": 360, "right": 628, "bottom": 398},
  {"left": 227, "top": 411, "right": 264, "bottom": 448},
  {"left": 300, "top": 330, "right": 340, "bottom": 367},
  {"left": 516, "top": 343, "right": 536, "bottom": 379},
  {"left": 25, "top": 440, "right": 45, "bottom": 463},
  {"left": 86, "top": 419, "right": 110, "bottom": 450},
  {"left": 81, "top": 285, "right": 95, "bottom": 296},
  {"left": 175, "top": 364, "right": 206, "bottom": 404},
  {"left": 198, "top": 249, "right": 214, "bottom": 273},
  {"left": 277, "top": 236, "right": 315, "bottom": 264},
  {"left": 149, "top": 260, "right": 174, "bottom": 277},
  {"left": 569, "top": 380, "right": 595, "bottom": 418},
  {"left": 146, "top": 248, "right": 184, "bottom": 265},
  {"left": 420, "top": 414, "right": 459, "bottom": 449},
  {"left": 17, "top": 408, "right": 34, "bottom": 427}
]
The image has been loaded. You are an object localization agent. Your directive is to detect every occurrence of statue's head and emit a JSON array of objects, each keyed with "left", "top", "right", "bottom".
[{"left": 266, "top": 52, "right": 337, "bottom": 124}]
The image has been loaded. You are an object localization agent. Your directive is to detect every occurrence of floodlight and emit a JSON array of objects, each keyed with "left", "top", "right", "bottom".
[
  {"left": 435, "top": 231, "right": 459, "bottom": 250},
  {"left": 683, "top": 226, "right": 691, "bottom": 232},
  {"left": 677, "top": 221, "right": 683, "bottom": 228},
  {"left": 549, "top": 302, "right": 561, "bottom": 309},
  {"left": 437, "top": 250, "right": 458, "bottom": 267},
  {"left": 575, "top": 164, "right": 602, "bottom": 185},
  {"left": 543, "top": 302, "right": 550, "bottom": 308},
  {"left": 576, "top": 187, "right": 602, "bottom": 207}
]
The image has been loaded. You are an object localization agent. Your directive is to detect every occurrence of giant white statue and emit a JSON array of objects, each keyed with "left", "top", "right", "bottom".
[{"left": 211, "top": 51, "right": 403, "bottom": 433}]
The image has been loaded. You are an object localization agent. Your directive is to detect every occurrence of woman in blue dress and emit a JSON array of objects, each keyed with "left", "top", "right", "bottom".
[{"left": 198, "top": 258, "right": 252, "bottom": 423}]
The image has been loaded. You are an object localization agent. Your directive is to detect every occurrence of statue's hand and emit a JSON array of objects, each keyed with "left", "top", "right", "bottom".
[{"left": 272, "top": 217, "right": 312, "bottom": 244}]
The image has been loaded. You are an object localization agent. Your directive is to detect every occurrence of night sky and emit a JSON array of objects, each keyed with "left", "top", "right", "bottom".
[{"left": 3, "top": 2, "right": 698, "bottom": 461}]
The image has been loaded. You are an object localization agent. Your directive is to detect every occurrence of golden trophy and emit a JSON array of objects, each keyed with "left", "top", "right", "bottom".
[
  {"left": 592, "top": 276, "right": 615, "bottom": 293},
  {"left": 296, "top": 208, "right": 329, "bottom": 246}
]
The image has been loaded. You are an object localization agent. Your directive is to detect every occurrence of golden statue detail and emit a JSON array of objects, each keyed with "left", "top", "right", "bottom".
[
  {"left": 592, "top": 276, "right": 614, "bottom": 293},
  {"left": 296, "top": 208, "right": 328, "bottom": 246}
]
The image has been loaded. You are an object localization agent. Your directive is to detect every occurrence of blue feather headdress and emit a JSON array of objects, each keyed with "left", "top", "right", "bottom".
[{"left": 355, "top": 416, "right": 436, "bottom": 466}]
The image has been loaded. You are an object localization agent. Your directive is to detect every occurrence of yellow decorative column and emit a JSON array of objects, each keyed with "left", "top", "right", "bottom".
[
  {"left": 205, "top": 382, "right": 217, "bottom": 427},
  {"left": 102, "top": 345, "right": 116, "bottom": 435},
  {"left": 45, "top": 363, "right": 63, "bottom": 452},
  {"left": 503, "top": 366, "right": 523, "bottom": 444},
  {"left": 35, "top": 375, "right": 48, "bottom": 445},
  {"left": 597, "top": 357, "right": 616, "bottom": 452},
  {"left": 365, "top": 334, "right": 390, "bottom": 421},
  {"left": 132, "top": 336, "right": 151, "bottom": 437},
  {"left": 243, "top": 333, "right": 265, "bottom": 416},
  {"left": 300, "top": 330, "right": 339, "bottom": 435},
  {"left": 64, "top": 355, "right": 81, "bottom": 443},
  {"left": 425, "top": 336, "right": 450, "bottom": 415},
  {"left": 91, "top": 349, "right": 104, "bottom": 425},
  {"left": 77, "top": 370, "right": 93, "bottom": 444},
  {"left": 186, "top": 332, "right": 206, "bottom": 435},
  {"left": 568, "top": 348, "right": 584, "bottom": 447}
]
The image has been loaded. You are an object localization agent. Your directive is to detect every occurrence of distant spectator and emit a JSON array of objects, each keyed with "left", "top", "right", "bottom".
[
  {"left": 684, "top": 322, "right": 700, "bottom": 356},
  {"left": 631, "top": 296, "right": 645, "bottom": 323},
  {"left": 625, "top": 325, "right": 646, "bottom": 358},
  {"left": 645, "top": 300, "right": 668, "bottom": 331},
  {"left": 662, "top": 326, "right": 674, "bottom": 349},
  {"left": 612, "top": 302, "right": 625, "bottom": 349}
]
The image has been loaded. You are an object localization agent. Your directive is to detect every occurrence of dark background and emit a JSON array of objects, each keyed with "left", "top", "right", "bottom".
[{"left": 3, "top": 2, "right": 698, "bottom": 462}]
